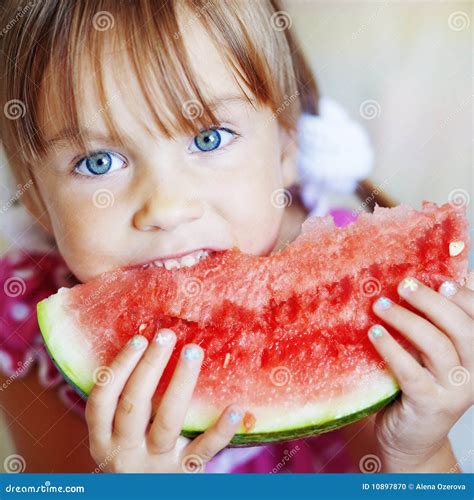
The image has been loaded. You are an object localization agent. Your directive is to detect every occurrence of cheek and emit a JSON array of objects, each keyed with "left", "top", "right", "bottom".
[
  {"left": 49, "top": 196, "right": 126, "bottom": 282},
  {"left": 213, "top": 144, "right": 285, "bottom": 255}
]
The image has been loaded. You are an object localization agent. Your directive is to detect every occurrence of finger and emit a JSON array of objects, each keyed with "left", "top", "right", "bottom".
[
  {"left": 85, "top": 334, "right": 149, "bottom": 447},
  {"left": 372, "top": 295, "right": 460, "bottom": 383},
  {"left": 367, "top": 324, "right": 437, "bottom": 402},
  {"left": 181, "top": 404, "right": 244, "bottom": 472},
  {"left": 396, "top": 276, "right": 472, "bottom": 368},
  {"left": 113, "top": 329, "right": 177, "bottom": 445},
  {"left": 439, "top": 280, "right": 474, "bottom": 319},
  {"left": 147, "top": 343, "right": 204, "bottom": 454}
]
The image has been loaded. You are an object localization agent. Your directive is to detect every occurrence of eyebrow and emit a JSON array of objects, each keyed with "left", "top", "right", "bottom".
[{"left": 44, "top": 93, "right": 256, "bottom": 150}]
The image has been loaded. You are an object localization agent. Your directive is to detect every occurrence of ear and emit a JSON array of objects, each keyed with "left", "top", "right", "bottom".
[{"left": 278, "top": 126, "right": 299, "bottom": 188}]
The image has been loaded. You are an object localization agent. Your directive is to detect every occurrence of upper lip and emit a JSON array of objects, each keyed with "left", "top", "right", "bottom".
[{"left": 129, "top": 247, "right": 222, "bottom": 268}]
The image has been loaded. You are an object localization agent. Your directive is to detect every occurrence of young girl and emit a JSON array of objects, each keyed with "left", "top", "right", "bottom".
[{"left": 0, "top": 0, "right": 472, "bottom": 474}]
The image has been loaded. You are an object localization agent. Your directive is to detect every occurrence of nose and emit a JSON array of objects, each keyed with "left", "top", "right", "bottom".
[{"left": 133, "top": 190, "right": 205, "bottom": 232}]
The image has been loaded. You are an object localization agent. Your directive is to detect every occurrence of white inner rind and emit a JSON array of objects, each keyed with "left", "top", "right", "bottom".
[{"left": 183, "top": 372, "right": 399, "bottom": 433}]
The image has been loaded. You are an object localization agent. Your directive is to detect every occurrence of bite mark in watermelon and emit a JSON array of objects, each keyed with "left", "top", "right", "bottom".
[{"left": 37, "top": 202, "right": 469, "bottom": 446}]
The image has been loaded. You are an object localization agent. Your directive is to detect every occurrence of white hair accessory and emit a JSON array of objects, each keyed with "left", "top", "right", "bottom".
[{"left": 296, "top": 96, "right": 374, "bottom": 217}]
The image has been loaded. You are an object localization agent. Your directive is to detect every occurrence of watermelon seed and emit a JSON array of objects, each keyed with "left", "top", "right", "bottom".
[
  {"left": 138, "top": 323, "right": 148, "bottom": 333},
  {"left": 223, "top": 352, "right": 231, "bottom": 368},
  {"left": 449, "top": 241, "right": 465, "bottom": 257}
]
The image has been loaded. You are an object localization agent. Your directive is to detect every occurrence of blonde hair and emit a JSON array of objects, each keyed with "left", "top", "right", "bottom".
[{"left": 0, "top": 0, "right": 320, "bottom": 215}]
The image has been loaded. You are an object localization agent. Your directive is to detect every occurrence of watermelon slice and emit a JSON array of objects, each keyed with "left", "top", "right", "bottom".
[{"left": 37, "top": 202, "right": 469, "bottom": 446}]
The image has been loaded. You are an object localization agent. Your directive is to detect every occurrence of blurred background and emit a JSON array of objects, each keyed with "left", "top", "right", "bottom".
[{"left": 0, "top": 0, "right": 472, "bottom": 472}]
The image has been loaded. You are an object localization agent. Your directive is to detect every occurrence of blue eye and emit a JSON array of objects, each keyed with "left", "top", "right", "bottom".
[
  {"left": 73, "top": 151, "right": 127, "bottom": 177},
  {"left": 189, "top": 127, "right": 236, "bottom": 153}
]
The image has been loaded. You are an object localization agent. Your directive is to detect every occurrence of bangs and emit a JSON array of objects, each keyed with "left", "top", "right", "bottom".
[{"left": 0, "top": 0, "right": 303, "bottom": 164}]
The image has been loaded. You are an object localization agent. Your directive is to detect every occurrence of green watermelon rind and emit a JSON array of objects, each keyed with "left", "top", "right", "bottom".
[
  {"left": 38, "top": 296, "right": 401, "bottom": 446},
  {"left": 37, "top": 296, "right": 95, "bottom": 398},
  {"left": 184, "top": 390, "right": 401, "bottom": 447}
]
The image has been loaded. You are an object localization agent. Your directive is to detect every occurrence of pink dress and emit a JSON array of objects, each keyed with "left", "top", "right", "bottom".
[{"left": 0, "top": 208, "right": 360, "bottom": 473}]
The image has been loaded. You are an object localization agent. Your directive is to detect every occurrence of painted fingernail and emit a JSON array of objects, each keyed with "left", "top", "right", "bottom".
[
  {"left": 227, "top": 407, "right": 243, "bottom": 424},
  {"left": 154, "top": 329, "right": 175, "bottom": 345},
  {"left": 439, "top": 280, "right": 459, "bottom": 298},
  {"left": 398, "top": 277, "right": 419, "bottom": 295},
  {"left": 369, "top": 325, "right": 385, "bottom": 339},
  {"left": 374, "top": 296, "right": 393, "bottom": 311},
  {"left": 182, "top": 345, "right": 203, "bottom": 361},
  {"left": 128, "top": 335, "right": 147, "bottom": 350}
]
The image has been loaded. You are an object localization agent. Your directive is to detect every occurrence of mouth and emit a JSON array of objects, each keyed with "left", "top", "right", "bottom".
[{"left": 131, "top": 248, "right": 221, "bottom": 271}]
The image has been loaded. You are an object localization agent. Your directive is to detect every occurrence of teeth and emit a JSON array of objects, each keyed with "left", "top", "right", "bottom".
[
  {"left": 164, "top": 259, "right": 180, "bottom": 270},
  {"left": 181, "top": 254, "right": 197, "bottom": 267},
  {"left": 143, "top": 249, "right": 211, "bottom": 270}
]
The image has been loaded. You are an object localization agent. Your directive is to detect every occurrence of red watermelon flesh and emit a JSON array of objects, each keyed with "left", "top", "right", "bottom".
[{"left": 37, "top": 201, "right": 469, "bottom": 446}]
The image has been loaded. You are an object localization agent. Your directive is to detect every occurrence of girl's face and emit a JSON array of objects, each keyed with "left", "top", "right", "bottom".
[{"left": 31, "top": 20, "right": 298, "bottom": 283}]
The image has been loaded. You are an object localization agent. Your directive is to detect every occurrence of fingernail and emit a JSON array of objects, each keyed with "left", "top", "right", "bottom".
[
  {"left": 398, "top": 277, "right": 419, "bottom": 295},
  {"left": 128, "top": 335, "right": 147, "bottom": 350},
  {"left": 369, "top": 325, "right": 385, "bottom": 339},
  {"left": 182, "top": 345, "right": 203, "bottom": 361},
  {"left": 374, "top": 296, "right": 393, "bottom": 311},
  {"left": 227, "top": 408, "right": 243, "bottom": 424},
  {"left": 439, "top": 280, "right": 459, "bottom": 298},
  {"left": 154, "top": 329, "right": 175, "bottom": 345}
]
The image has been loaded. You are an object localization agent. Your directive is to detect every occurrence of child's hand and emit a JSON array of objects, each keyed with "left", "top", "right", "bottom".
[
  {"left": 85, "top": 329, "right": 243, "bottom": 473},
  {"left": 368, "top": 272, "right": 473, "bottom": 472}
]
